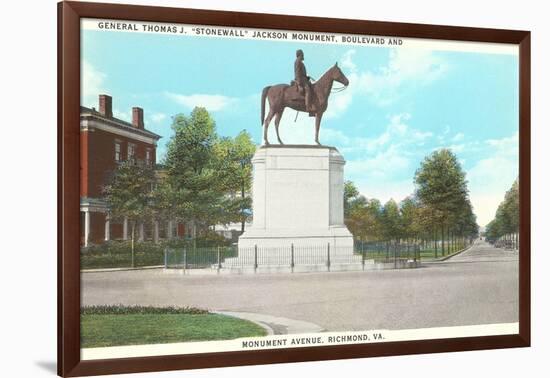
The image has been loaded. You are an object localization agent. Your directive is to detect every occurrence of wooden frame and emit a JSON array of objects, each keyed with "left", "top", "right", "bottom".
[{"left": 58, "top": 1, "right": 531, "bottom": 376}]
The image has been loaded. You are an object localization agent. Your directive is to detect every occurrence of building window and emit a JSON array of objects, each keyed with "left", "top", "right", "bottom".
[
  {"left": 114, "top": 142, "right": 121, "bottom": 162},
  {"left": 145, "top": 148, "right": 152, "bottom": 166},
  {"left": 127, "top": 143, "right": 136, "bottom": 164}
]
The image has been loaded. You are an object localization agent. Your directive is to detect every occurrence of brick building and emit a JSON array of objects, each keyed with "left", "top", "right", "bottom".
[{"left": 80, "top": 94, "right": 163, "bottom": 246}]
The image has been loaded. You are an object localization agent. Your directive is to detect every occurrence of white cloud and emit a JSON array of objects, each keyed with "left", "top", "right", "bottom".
[
  {"left": 265, "top": 107, "right": 316, "bottom": 144},
  {"left": 452, "top": 132, "right": 465, "bottom": 142},
  {"left": 347, "top": 144, "right": 410, "bottom": 178},
  {"left": 355, "top": 48, "right": 449, "bottom": 106},
  {"left": 341, "top": 113, "right": 433, "bottom": 199},
  {"left": 165, "top": 92, "right": 237, "bottom": 112},
  {"left": 324, "top": 88, "right": 354, "bottom": 119},
  {"left": 262, "top": 103, "right": 351, "bottom": 146},
  {"left": 321, "top": 128, "right": 351, "bottom": 146},
  {"left": 358, "top": 179, "right": 415, "bottom": 205},
  {"left": 467, "top": 132, "right": 519, "bottom": 227},
  {"left": 351, "top": 113, "right": 432, "bottom": 154},
  {"left": 81, "top": 61, "right": 106, "bottom": 108},
  {"left": 327, "top": 48, "right": 449, "bottom": 117},
  {"left": 486, "top": 131, "right": 519, "bottom": 152},
  {"left": 113, "top": 109, "right": 130, "bottom": 122},
  {"left": 150, "top": 112, "right": 167, "bottom": 123},
  {"left": 324, "top": 49, "right": 356, "bottom": 119},
  {"left": 448, "top": 144, "right": 466, "bottom": 153},
  {"left": 340, "top": 49, "right": 358, "bottom": 73}
]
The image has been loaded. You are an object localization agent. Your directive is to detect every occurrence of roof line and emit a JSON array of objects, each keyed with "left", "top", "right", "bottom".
[{"left": 80, "top": 106, "right": 162, "bottom": 139}]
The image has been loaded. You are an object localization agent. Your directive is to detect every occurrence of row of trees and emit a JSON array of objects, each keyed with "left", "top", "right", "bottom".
[
  {"left": 345, "top": 149, "right": 479, "bottom": 255},
  {"left": 103, "top": 107, "right": 256, "bottom": 255},
  {"left": 485, "top": 179, "right": 519, "bottom": 247}
]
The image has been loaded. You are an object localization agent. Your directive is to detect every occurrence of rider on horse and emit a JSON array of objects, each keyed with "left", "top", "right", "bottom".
[{"left": 294, "top": 49, "right": 316, "bottom": 116}]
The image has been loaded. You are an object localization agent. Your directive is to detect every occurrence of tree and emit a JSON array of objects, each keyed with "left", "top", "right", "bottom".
[
  {"left": 400, "top": 196, "right": 420, "bottom": 243},
  {"left": 212, "top": 131, "right": 256, "bottom": 232},
  {"left": 164, "top": 107, "right": 223, "bottom": 238},
  {"left": 163, "top": 107, "right": 255, "bottom": 239},
  {"left": 381, "top": 199, "right": 402, "bottom": 243},
  {"left": 414, "top": 149, "right": 470, "bottom": 254},
  {"left": 344, "top": 180, "right": 361, "bottom": 218},
  {"left": 344, "top": 181, "right": 384, "bottom": 242},
  {"left": 103, "top": 161, "right": 156, "bottom": 266},
  {"left": 486, "top": 178, "right": 518, "bottom": 246},
  {"left": 363, "top": 199, "right": 383, "bottom": 241}
]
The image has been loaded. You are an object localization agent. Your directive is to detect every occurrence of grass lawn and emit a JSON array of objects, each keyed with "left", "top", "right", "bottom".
[
  {"left": 356, "top": 243, "right": 468, "bottom": 262},
  {"left": 81, "top": 308, "right": 267, "bottom": 348}
]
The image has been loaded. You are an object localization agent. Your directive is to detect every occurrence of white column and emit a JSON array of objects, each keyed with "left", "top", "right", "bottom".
[
  {"left": 104, "top": 215, "right": 110, "bottom": 242},
  {"left": 153, "top": 221, "right": 159, "bottom": 244},
  {"left": 84, "top": 210, "right": 90, "bottom": 247},
  {"left": 167, "top": 220, "right": 173, "bottom": 239},
  {"left": 123, "top": 217, "right": 128, "bottom": 240},
  {"left": 138, "top": 223, "right": 145, "bottom": 242}
]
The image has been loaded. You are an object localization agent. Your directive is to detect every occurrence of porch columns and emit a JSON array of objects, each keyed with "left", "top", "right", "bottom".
[
  {"left": 123, "top": 217, "right": 128, "bottom": 240},
  {"left": 138, "top": 223, "right": 145, "bottom": 242},
  {"left": 153, "top": 221, "right": 159, "bottom": 244},
  {"left": 84, "top": 210, "right": 90, "bottom": 247},
  {"left": 167, "top": 220, "right": 173, "bottom": 239},
  {"left": 104, "top": 215, "right": 110, "bottom": 242}
]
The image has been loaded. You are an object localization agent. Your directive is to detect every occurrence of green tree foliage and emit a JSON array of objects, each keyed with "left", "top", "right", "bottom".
[
  {"left": 212, "top": 131, "right": 256, "bottom": 232},
  {"left": 163, "top": 107, "right": 255, "bottom": 238},
  {"left": 414, "top": 149, "right": 468, "bottom": 225},
  {"left": 486, "top": 179, "right": 519, "bottom": 242},
  {"left": 344, "top": 180, "right": 361, "bottom": 218},
  {"left": 344, "top": 181, "right": 382, "bottom": 241},
  {"left": 163, "top": 108, "right": 220, "bottom": 236},
  {"left": 414, "top": 149, "right": 476, "bottom": 254},
  {"left": 381, "top": 199, "right": 402, "bottom": 242},
  {"left": 400, "top": 196, "right": 420, "bottom": 242},
  {"left": 103, "top": 161, "right": 156, "bottom": 265}
]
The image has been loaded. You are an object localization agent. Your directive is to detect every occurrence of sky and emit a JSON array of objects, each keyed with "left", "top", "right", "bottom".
[{"left": 81, "top": 26, "right": 519, "bottom": 227}]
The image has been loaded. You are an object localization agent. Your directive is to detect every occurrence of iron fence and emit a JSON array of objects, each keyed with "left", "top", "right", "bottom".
[
  {"left": 164, "top": 242, "right": 424, "bottom": 270},
  {"left": 164, "top": 246, "right": 238, "bottom": 269}
]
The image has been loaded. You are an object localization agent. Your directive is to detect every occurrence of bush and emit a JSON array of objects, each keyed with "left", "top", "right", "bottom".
[
  {"left": 81, "top": 305, "right": 209, "bottom": 315},
  {"left": 81, "top": 241, "right": 165, "bottom": 269},
  {"left": 163, "top": 231, "right": 231, "bottom": 248},
  {"left": 80, "top": 234, "right": 233, "bottom": 269}
]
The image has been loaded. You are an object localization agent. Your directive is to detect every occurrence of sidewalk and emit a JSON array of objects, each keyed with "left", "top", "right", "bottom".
[{"left": 214, "top": 311, "right": 325, "bottom": 335}]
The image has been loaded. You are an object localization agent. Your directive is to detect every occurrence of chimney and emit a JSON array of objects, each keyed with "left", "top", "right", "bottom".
[
  {"left": 132, "top": 107, "right": 144, "bottom": 129},
  {"left": 98, "top": 94, "right": 113, "bottom": 118}
]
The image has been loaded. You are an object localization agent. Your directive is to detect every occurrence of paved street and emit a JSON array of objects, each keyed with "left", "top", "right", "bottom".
[{"left": 82, "top": 240, "right": 518, "bottom": 331}]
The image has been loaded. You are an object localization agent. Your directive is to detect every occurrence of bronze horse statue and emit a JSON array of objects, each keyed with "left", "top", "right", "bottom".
[{"left": 261, "top": 63, "right": 349, "bottom": 145}]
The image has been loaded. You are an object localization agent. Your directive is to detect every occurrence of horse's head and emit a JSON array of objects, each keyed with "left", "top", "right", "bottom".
[{"left": 332, "top": 62, "right": 349, "bottom": 87}]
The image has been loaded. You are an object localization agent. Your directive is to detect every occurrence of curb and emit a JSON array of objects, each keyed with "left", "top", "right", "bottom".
[
  {"left": 81, "top": 265, "right": 164, "bottom": 273},
  {"left": 427, "top": 243, "right": 475, "bottom": 263},
  {"left": 213, "top": 311, "right": 325, "bottom": 335}
]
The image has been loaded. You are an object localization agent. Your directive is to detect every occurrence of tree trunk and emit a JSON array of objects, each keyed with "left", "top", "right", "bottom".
[
  {"left": 434, "top": 230, "right": 438, "bottom": 258},
  {"left": 441, "top": 226, "right": 445, "bottom": 256},
  {"left": 241, "top": 182, "right": 246, "bottom": 234},
  {"left": 131, "top": 221, "right": 136, "bottom": 268}
]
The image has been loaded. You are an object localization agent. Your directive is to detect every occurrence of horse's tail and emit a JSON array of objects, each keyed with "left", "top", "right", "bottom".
[{"left": 261, "top": 86, "right": 271, "bottom": 126}]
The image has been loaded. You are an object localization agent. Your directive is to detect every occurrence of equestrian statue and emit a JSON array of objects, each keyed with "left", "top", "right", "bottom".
[{"left": 261, "top": 49, "right": 349, "bottom": 145}]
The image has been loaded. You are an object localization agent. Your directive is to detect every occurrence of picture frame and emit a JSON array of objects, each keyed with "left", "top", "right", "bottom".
[{"left": 58, "top": 1, "right": 531, "bottom": 376}]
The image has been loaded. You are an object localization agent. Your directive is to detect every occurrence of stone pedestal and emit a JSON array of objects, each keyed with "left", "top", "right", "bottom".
[{"left": 233, "top": 145, "right": 355, "bottom": 266}]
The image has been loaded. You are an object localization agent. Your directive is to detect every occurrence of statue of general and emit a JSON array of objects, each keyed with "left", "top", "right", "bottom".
[{"left": 261, "top": 49, "right": 349, "bottom": 145}]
